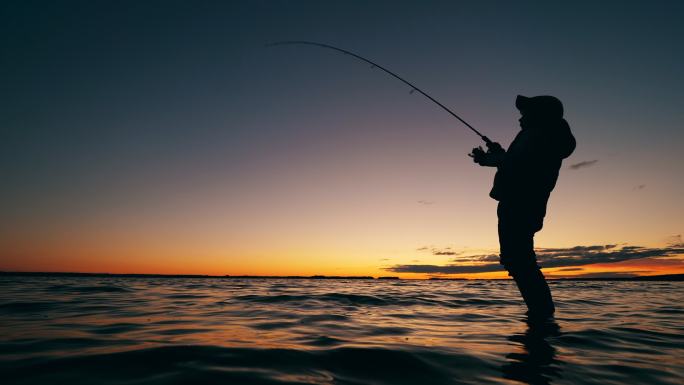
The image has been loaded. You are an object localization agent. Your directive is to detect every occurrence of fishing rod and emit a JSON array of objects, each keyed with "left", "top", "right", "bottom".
[{"left": 267, "top": 40, "right": 493, "bottom": 145}]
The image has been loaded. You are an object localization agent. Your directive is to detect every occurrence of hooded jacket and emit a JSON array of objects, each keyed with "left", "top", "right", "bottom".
[{"left": 490, "top": 118, "right": 575, "bottom": 219}]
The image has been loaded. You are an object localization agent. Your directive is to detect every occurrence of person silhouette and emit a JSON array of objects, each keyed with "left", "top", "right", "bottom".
[{"left": 470, "top": 95, "right": 575, "bottom": 319}]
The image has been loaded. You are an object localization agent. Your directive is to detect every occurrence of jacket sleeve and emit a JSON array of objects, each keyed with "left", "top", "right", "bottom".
[{"left": 477, "top": 151, "right": 505, "bottom": 167}]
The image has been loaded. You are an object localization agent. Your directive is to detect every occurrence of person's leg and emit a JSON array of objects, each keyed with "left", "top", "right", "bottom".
[
  {"left": 498, "top": 204, "right": 555, "bottom": 318},
  {"left": 510, "top": 266, "right": 555, "bottom": 319}
]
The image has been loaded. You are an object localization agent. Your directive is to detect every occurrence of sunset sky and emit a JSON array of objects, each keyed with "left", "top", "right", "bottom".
[{"left": 2, "top": 1, "right": 682, "bottom": 278}]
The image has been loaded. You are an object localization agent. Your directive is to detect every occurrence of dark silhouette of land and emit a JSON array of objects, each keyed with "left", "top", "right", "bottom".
[
  {"left": 0, "top": 272, "right": 375, "bottom": 279},
  {"left": 555, "top": 274, "right": 684, "bottom": 281},
  {"left": 1, "top": 271, "right": 682, "bottom": 281}
]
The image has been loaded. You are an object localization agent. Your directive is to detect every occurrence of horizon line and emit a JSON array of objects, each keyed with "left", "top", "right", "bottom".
[{"left": 1, "top": 271, "right": 683, "bottom": 281}]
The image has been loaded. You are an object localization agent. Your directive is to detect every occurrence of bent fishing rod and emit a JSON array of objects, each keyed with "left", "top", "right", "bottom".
[{"left": 267, "top": 40, "right": 494, "bottom": 145}]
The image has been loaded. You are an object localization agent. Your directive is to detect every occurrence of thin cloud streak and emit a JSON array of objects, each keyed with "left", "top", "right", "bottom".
[
  {"left": 569, "top": 160, "right": 598, "bottom": 170},
  {"left": 417, "top": 200, "right": 435, "bottom": 205},
  {"left": 416, "top": 246, "right": 463, "bottom": 256}
]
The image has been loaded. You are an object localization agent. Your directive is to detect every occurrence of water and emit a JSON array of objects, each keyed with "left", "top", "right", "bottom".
[{"left": 1, "top": 277, "right": 682, "bottom": 385}]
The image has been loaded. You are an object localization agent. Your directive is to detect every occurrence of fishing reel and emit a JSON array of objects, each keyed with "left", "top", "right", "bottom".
[{"left": 469, "top": 140, "right": 504, "bottom": 165}]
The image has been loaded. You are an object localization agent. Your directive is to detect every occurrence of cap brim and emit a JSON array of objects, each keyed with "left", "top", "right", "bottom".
[{"left": 515, "top": 95, "right": 531, "bottom": 112}]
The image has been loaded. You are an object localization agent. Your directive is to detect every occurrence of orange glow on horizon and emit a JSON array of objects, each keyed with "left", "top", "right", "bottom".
[{"left": 2, "top": 248, "right": 682, "bottom": 279}]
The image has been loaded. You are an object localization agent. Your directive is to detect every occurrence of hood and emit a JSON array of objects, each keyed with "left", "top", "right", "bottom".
[{"left": 554, "top": 119, "right": 576, "bottom": 159}]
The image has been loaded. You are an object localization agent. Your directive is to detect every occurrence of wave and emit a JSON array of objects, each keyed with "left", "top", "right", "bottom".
[
  {"left": 2, "top": 344, "right": 492, "bottom": 385},
  {"left": 46, "top": 284, "right": 132, "bottom": 293},
  {"left": 1, "top": 277, "right": 682, "bottom": 385}
]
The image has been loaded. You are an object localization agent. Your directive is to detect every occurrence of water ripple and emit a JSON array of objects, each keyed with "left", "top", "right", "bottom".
[{"left": 1, "top": 277, "right": 682, "bottom": 385}]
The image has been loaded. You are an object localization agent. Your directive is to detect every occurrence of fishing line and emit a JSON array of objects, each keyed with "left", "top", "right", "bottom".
[{"left": 267, "top": 40, "right": 493, "bottom": 144}]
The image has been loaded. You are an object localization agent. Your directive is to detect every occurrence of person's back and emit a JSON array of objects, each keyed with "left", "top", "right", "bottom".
[{"left": 471, "top": 95, "right": 575, "bottom": 319}]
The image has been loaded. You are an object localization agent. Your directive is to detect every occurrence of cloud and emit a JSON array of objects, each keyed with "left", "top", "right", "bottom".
[
  {"left": 551, "top": 271, "right": 643, "bottom": 279},
  {"left": 533, "top": 245, "right": 684, "bottom": 268},
  {"left": 431, "top": 247, "right": 467, "bottom": 257},
  {"left": 556, "top": 267, "right": 583, "bottom": 272},
  {"left": 417, "top": 246, "right": 463, "bottom": 256},
  {"left": 633, "top": 184, "right": 646, "bottom": 190},
  {"left": 385, "top": 244, "right": 684, "bottom": 275},
  {"left": 569, "top": 160, "right": 598, "bottom": 170},
  {"left": 417, "top": 200, "right": 435, "bottom": 205},
  {"left": 450, "top": 253, "right": 499, "bottom": 263},
  {"left": 538, "top": 245, "right": 617, "bottom": 253},
  {"left": 666, "top": 234, "right": 682, "bottom": 247}
]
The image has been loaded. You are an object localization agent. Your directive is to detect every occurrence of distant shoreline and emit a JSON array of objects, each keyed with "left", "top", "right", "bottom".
[{"left": 0, "top": 271, "right": 682, "bottom": 281}]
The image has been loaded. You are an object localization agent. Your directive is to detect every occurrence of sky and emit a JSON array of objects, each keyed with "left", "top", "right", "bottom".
[{"left": 1, "top": 0, "right": 683, "bottom": 278}]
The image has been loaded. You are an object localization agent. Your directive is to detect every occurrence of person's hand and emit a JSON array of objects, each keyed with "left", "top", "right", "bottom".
[
  {"left": 468, "top": 146, "right": 487, "bottom": 164},
  {"left": 470, "top": 143, "right": 505, "bottom": 166}
]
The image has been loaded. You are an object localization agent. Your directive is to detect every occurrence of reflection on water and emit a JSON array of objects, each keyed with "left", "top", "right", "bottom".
[
  {"left": 503, "top": 319, "right": 561, "bottom": 385},
  {"left": 0, "top": 277, "right": 682, "bottom": 384}
]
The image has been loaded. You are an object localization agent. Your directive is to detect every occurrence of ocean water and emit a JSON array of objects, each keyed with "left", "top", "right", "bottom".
[{"left": 1, "top": 277, "right": 682, "bottom": 385}]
